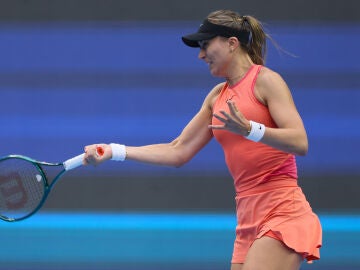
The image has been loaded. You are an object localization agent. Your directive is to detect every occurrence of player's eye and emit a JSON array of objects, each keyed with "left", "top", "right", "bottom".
[{"left": 198, "top": 40, "right": 210, "bottom": 50}]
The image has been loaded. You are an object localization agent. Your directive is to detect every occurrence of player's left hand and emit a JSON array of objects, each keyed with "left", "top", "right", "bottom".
[{"left": 209, "top": 100, "right": 251, "bottom": 136}]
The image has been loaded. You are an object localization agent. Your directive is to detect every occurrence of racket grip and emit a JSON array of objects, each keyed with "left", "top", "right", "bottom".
[{"left": 63, "top": 153, "right": 85, "bottom": 171}]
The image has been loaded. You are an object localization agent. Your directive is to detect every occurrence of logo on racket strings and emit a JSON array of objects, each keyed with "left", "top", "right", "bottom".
[{"left": 0, "top": 172, "right": 28, "bottom": 209}]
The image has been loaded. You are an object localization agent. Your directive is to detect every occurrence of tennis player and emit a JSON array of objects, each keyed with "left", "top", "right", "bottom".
[{"left": 84, "top": 9, "right": 322, "bottom": 270}]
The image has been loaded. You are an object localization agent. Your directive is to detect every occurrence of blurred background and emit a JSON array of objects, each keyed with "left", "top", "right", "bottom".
[{"left": 0, "top": 0, "right": 359, "bottom": 269}]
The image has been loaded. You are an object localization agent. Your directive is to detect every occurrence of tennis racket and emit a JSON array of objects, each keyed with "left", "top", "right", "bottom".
[{"left": 0, "top": 148, "right": 102, "bottom": 222}]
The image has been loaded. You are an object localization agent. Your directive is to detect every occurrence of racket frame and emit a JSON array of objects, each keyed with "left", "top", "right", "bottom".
[{"left": 0, "top": 154, "right": 67, "bottom": 222}]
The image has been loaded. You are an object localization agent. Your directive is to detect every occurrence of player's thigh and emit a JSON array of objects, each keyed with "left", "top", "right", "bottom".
[
  {"left": 231, "top": 263, "right": 243, "bottom": 270},
  {"left": 243, "top": 236, "right": 302, "bottom": 270}
]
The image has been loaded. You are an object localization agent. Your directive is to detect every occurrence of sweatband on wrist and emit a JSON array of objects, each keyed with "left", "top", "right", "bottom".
[
  {"left": 110, "top": 143, "right": 126, "bottom": 161},
  {"left": 246, "top": 120, "right": 266, "bottom": 142}
]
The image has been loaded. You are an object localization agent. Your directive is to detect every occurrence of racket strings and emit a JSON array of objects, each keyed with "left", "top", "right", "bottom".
[{"left": 0, "top": 159, "right": 45, "bottom": 220}]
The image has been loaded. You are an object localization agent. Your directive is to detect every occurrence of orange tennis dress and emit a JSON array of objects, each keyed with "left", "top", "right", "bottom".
[{"left": 212, "top": 65, "right": 322, "bottom": 263}]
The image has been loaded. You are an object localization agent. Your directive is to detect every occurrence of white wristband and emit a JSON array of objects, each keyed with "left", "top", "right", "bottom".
[
  {"left": 246, "top": 120, "right": 266, "bottom": 142},
  {"left": 110, "top": 143, "right": 126, "bottom": 161}
]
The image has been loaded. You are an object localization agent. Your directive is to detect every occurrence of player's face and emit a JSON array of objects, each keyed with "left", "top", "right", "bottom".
[{"left": 198, "top": 37, "right": 232, "bottom": 78}]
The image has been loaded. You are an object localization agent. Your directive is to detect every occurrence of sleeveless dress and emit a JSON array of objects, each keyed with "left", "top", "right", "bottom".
[{"left": 212, "top": 65, "right": 322, "bottom": 263}]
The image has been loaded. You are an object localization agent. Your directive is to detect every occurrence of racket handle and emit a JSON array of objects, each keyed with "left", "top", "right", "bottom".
[{"left": 63, "top": 153, "right": 85, "bottom": 171}]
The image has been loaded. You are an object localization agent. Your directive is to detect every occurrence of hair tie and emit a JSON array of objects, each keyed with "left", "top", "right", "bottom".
[{"left": 241, "top": 16, "right": 252, "bottom": 46}]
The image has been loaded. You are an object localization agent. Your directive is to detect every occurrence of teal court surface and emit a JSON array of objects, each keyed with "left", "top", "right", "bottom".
[{"left": 0, "top": 212, "right": 359, "bottom": 270}]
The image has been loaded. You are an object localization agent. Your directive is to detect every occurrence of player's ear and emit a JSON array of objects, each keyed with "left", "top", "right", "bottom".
[{"left": 228, "top": 37, "right": 240, "bottom": 50}]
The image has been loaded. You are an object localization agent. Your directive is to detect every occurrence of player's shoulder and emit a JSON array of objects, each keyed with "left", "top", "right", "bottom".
[
  {"left": 256, "top": 67, "right": 287, "bottom": 92},
  {"left": 212, "top": 82, "right": 226, "bottom": 93},
  {"left": 255, "top": 66, "right": 291, "bottom": 103},
  {"left": 203, "top": 82, "right": 226, "bottom": 110},
  {"left": 205, "top": 82, "right": 225, "bottom": 99},
  {"left": 257, "top": 66, "right": 285, "bottom": 87}
]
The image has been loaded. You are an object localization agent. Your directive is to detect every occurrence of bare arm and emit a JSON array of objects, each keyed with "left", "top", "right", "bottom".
[
  {"left": 84, "top": 83, "right": 224, "bottom": 166},
  {"left": 256, "top": 68, "right": 308, "bottom": 155},
  {"left": 124, "top": 105, "right": 213, "bottom": 167}
]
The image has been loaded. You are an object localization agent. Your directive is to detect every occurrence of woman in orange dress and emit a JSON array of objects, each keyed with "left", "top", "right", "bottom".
[{"left": 84, "top": 9, "right": 322, "bottom": 270}]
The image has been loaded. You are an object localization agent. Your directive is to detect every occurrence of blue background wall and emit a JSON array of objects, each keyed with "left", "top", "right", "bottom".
[
  {"left": 0, "top": 22, "right": 359, "bottom": 175},
  {"left": 0, "top": 3, "right": 359, "bottom": 268}
]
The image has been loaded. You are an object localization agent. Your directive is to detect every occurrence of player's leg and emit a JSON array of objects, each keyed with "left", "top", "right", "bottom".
[{"left": 242, "top": 236, "right": 302, "bottom": 270}]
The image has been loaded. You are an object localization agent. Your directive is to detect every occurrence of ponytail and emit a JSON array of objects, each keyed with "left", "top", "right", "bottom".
[{"left": 241, "top": 15, "right": 267, "bottom": 65}]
